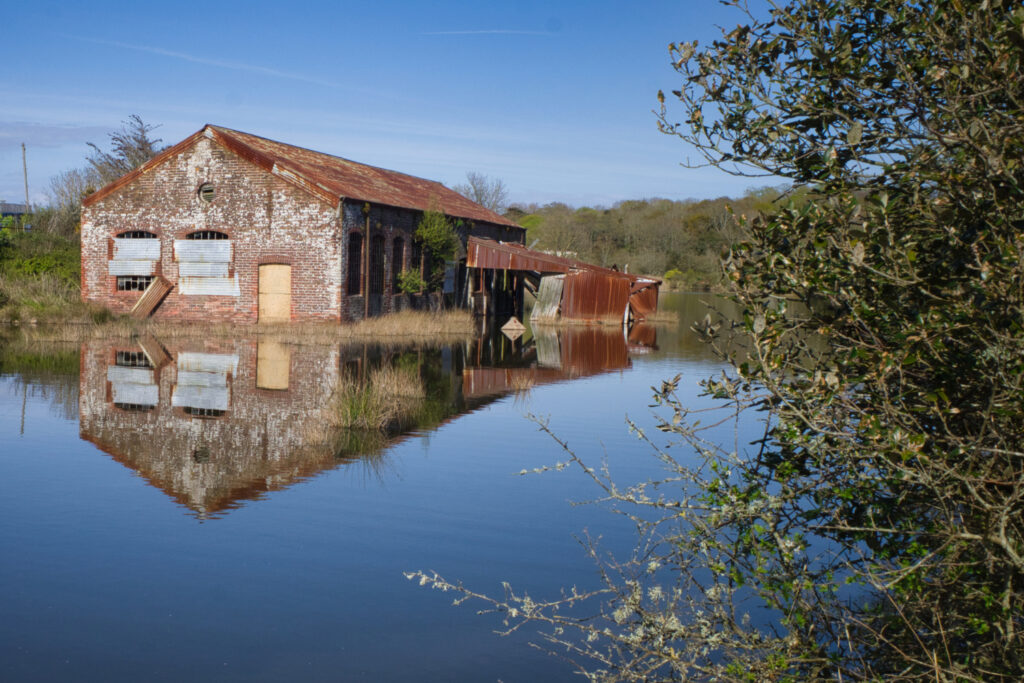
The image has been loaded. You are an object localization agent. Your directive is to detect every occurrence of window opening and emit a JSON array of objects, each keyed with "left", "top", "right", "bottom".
[
  {"left": 186, "top": 231, "right": 228, "bottom": 240},
  {"left": 184, "top": 407, "right": 226, "bottom": 419},
  {"left": 115, "top": 351, "right": 152, "bottom": 368},
  {"left": 114, "top": 403, "right": 154, "bottom": 413},
  {"left": 198, "top": 184, "right": 215, "bottom": 203},
  {"left": 347, "top": 233, "right": 363, "bottom": 295},
  {"left": 392, "top": 238, "right": 404, "bottom": 290},
  {"left": 369, "top": 235, "right": 385, "bottom": 295},
  {"left": 117, "top": 276, "right": 154, "bottom": 292},
  {"left": 117, "top": 231, "right": 157, "bottom": 239},
  {"left": 411, "top": 242, "right": 423, "bottom": 282}
]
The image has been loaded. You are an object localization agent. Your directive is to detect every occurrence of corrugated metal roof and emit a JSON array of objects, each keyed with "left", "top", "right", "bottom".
[
  {"left": 467, "top": 237, "right": 661, "bottom": 285},
  {"left": 84, "top": 125, "right": 521, "bottom": 229}
]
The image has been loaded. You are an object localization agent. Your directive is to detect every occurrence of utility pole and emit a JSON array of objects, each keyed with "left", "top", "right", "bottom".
[{"left": 22, "top": 143, "right": 30, "bottom": 216}]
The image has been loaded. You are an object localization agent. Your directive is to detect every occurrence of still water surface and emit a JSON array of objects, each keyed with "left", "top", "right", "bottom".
[{"left": 1, "top": 293, "right": 748, "bottom": 682}]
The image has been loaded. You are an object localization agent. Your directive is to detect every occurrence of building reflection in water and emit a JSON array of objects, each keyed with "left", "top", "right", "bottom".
[{"left": 79, "top": 324, "right": 656, "bottom": 518}]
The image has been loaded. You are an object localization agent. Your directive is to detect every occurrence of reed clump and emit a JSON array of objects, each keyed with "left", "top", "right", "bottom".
[
  {"left": 509, "top": 373, "right": 535, "bottom": 395},
  {"left": 323, "top": 364, "right": 426, "bottom": 432}
]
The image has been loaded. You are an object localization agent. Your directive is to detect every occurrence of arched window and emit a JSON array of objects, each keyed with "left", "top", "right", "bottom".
[
  {"left": 347, "top": 233, "right": 363, "bottom": 295},
  {"left": 117, "top": 230, "right": 157, "bottom": 239},
  {"left": 369, "top": 235, "right": 385, "bottom": 295},
  {"left": 185, "top": 230, "right": 228, "bottom": 240},
  {"left": 392, "top": 238, "right": 405, "bottom": 290},
  {"left": 411, "top": 241, "right": 423, "bottom": 282}
]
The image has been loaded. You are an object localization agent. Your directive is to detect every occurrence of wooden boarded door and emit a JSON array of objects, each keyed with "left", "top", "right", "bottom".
[{"left": 258, "top": 265, "right": 291, "bottom": 323}]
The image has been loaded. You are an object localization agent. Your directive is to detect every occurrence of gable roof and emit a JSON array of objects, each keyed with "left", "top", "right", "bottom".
[{"left": 83, "top": 124, "right": 521, "bottom": 229}]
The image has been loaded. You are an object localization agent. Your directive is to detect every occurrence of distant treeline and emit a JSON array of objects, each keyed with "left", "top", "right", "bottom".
[{"left": 506, "top": 186, "right": 802, "bottom": 290}]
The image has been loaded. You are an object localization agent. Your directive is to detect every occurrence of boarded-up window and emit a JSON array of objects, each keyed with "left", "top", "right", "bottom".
[
  {"left": 172, "top": 352, "right": 238, "bottom": 416},
  {"left": 174, "top": 232, "right": 239, "bottom": 296},
  {"left": 392, "top": 238, "right": 404, "bottom": 290},
  {"left": 110, "top": 231, "right": 159, "bottom": 291},
  {"left": 108, "top": 351, "right": 158, "bottom": 410},
  {"left": 347, "top": 233, "right": 363, "bottom": 295},
  {"left": 369, "top": 235, "right": 385, "bottom": 295}
]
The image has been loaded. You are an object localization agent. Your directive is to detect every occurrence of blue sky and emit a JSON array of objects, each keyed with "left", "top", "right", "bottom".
[{"left": 1, "top": 0, "right": 768, "bottom": 209}]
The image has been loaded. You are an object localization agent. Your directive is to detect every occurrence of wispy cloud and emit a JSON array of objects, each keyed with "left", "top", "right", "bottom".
[
  {"left": 66, "top": 36, "right": 342, "bottom": 88},
  {"left": 0, "top": 122, "right": 111, "bottom": 150},
  {"left": 420, "top": 29, "right": 553, "bottom": 36}
]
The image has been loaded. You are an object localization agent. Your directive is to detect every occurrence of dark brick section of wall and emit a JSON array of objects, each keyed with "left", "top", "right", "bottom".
[{"left": 337, "top": 199, "right": 523, "bottom": 322}]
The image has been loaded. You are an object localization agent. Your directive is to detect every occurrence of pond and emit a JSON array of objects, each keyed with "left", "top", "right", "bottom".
[{"left": 0, "top": 293, "right": 751, "bottom": 682}]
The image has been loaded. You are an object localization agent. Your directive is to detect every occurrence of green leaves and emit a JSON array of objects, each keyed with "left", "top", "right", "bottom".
[{"left": 657, "top": 0, "right": 1024, "bottom": 678}]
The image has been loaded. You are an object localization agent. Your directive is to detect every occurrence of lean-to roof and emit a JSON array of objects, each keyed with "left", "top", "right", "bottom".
[{"left": 84, "top": 124, "right": 521, "bottom": 229}]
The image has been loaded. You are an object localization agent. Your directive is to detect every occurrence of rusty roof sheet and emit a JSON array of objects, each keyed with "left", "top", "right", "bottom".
[
  {"left": 467, "top": 237, "right": 662, "bottom": 286},
  {"left": 85, "top": 125, "right": 521, "bottom": 229}
]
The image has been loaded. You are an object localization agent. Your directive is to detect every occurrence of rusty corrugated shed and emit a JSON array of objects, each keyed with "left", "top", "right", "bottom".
[
  {"left": 467, "top": 237, "right": 661, "bottom": 285},
  {"left": 556, "top": 326, "right": 631, "bottom": 375},
  {"left": 461, "top": 326, "right": 636, "bottom": 398},
  {"left": 561, "top": 270, "right": 631, "bottom": 322},
  {"left": 468, "top": 237, "right": 662, "bottom": 322},
  {"left": 84, "top": 126, "right": 521, "bottom": 230},
  {"left": 627, "top": 323, "right": 658, "bottom": 350},
  {"left": 629, "top": 283, "right": 659, "bottom": 319}
]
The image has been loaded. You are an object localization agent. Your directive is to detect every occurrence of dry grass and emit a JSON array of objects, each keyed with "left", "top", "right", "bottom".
[
  {"left": 532, "top": 309, "right": 678, "bottom": 327},
  {"left": 641, "top": 309, "right": 680, "bottom": 325},
  {"left": 11, "top": 309, "right": 477, "bottom": 344},
  {"left": 532, "top": 315, "right": 625, "bottom": 328},
  {"left": 509, "top": 373, "right": 535, "bottom": 405},
  {"left": 0, "top": 273, "right": 107, "bottom": 325}
]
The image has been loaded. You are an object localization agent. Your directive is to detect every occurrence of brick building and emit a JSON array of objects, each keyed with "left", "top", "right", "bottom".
[{"left": 80, "top": 125, "right": 524, "bottom": 323}]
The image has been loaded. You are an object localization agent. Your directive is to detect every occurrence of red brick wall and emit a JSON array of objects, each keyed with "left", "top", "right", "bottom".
[
  {"left": 81, "top": 134, "right": 343, "bottom": 323},
  {"left": 81, "top": 131, "right": 526, "bottom": 324}
]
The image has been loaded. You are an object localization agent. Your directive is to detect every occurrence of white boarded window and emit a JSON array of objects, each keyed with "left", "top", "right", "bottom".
[
  {"left": 174, "top": 231, "right": 239, "bottom": 296},
  {"left": 110, "top": 232, "right": 159, "bottom": 290},
  {"left": 172, "top": 352, "right": 238, "bottom": 415}
]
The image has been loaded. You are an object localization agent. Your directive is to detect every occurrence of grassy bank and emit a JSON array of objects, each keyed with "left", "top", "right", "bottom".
[
  {"left": 0, "top": 231, "right": 476, "bottom": 341},
  {"left": 0, "top": 230, "right": 108, "bottom": 324},
  {"left": 12, "top": 309, "right": 477, "bottom": 344}
]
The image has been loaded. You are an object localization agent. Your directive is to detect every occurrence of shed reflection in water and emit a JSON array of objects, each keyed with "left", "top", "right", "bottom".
[{"left": 78, "top": 324, "right": 656, "bottom": 517}]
